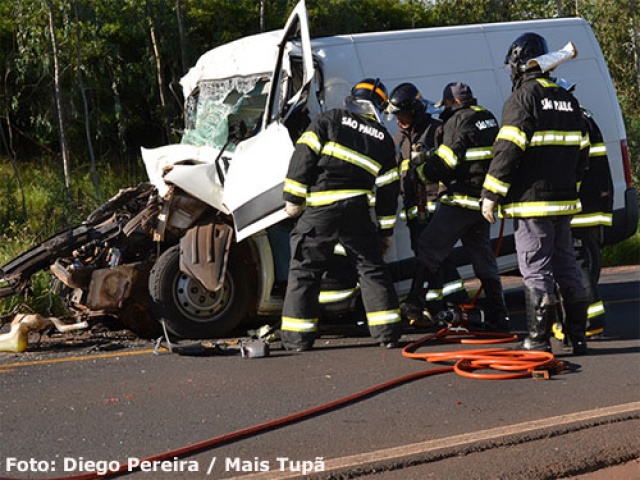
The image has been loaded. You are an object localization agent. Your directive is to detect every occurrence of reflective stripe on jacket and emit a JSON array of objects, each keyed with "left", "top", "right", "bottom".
[
  {"left": 481, "top": 75, "right": 590, "bottom": 218},
  {"left": 284, "top": 108, "right": 399, "bottom": 233},
  {"left": 418, "top": 102, "right": 499, "bottom": 210},
  {"left": 570, "top": 107, "right": 613, "bottom": 228}
]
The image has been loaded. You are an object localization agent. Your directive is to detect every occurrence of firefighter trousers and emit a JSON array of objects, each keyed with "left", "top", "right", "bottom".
[
  {"left": 514, "top": 216, "right": 584, "bottom": 297},
  {"left": 407, "top": 217, "right": 468, "bottom": 312},
  {"left": 415, "top": 203, "right": 502, "bottom": 291},
  {"left": 281, "top": 196, "right": 401, "bottom": 350},
  {"left": 572, "top": 227, "right": 606, "bottom": 334}
]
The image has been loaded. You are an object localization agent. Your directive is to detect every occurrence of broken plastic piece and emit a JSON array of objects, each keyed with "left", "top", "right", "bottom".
[
  {"left": 0, "top": 314, "right": 88, "bottom": 353},
  {"left": 240, "top": 339, "right": 270, "bottom": 358}
]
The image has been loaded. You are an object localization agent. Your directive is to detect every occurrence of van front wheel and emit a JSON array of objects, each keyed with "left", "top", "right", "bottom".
[{"left": 148, "top": 245, "right": 249, "bottom": 339}]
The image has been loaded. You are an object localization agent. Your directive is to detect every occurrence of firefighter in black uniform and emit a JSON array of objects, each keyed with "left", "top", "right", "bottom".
[
  {"left": 386, "top": 83, "right": 469, "bottom": 327},
  {"left": 481, "top": 33, "right": 590, "bottom": 354},
  {"left": 280, "top": 78, "right": 402, "bottom": 351},
  {"left": 552, "top": 78, "right": 614, "bottom": 341},
  {"left": 408, "top": 82, "right": 510, "bottom": 331}
]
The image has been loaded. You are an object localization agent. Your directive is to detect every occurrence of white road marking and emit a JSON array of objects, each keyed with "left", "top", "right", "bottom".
[{"left": 228, "top": 401, "right": 640, "bottom": 479}]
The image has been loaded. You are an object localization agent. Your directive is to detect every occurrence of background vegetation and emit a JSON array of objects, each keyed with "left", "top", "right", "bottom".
[{"left": 1, "top": 0, "right": 638, "bottom": 264}]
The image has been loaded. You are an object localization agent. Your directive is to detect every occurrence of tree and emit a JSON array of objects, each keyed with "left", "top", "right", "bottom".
[
  {"left": 0, "top": 0, "right": 637, "bottom": 187},
  {"left": 44, "top": 0, "right": 72, "bottom": 193}
]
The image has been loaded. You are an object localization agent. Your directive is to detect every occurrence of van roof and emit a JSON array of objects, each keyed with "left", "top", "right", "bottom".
[
  {"left": 179, "top": 17, "right": 590, "bottom": 99},
  {"left": 311, "top": 17, "right": 587, "bottom": 46},
  {"left": 180, "top": 30, "right": 283, "bottom": 97}
]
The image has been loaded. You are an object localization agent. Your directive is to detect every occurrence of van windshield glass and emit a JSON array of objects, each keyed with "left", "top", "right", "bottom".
[{"left": 181, "top": 75, "right": 268, "bottom": 151}]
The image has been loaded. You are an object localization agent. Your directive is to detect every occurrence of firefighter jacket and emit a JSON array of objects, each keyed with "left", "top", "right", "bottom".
[
  {"left": 393, "top": 109, "right": 443, "bottom": 221},
  {"left": 481, "top": 73, "right": 590, "bottom": 218},
  {"left": 571, "top": 107, "right": 614, "bottom": 229},
  {"left": 283, "top": 108, "right": 400, "bottom": 235},
  {"left": 416, "top": 100, "right": 499, "bottom": 211}
]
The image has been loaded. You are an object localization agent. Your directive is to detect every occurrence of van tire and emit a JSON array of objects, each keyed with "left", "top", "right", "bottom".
[{"left": 148, "top": 245, "right": 249, "bottom": 339}]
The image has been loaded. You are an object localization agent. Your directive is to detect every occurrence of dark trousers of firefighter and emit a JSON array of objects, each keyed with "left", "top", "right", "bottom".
[
  {"left": 407, "top": 218, "right": 468, "bottom": 311},
  {"left": 572, "top": 226, "right": 606, "bottom": 333},
  {"left": 281, "top": 196, "right": 401, "bottom": 350},
  {"left": 415, "top": 203, "right": 502, "bottom": 298}
]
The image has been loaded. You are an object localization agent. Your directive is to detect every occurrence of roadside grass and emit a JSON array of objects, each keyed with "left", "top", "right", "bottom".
[
  {"left": 0, "top": 160, "right": 141, "bottom": 317},
  {"left": 602, "top": 226, "right": 640, "bottom": 267}
]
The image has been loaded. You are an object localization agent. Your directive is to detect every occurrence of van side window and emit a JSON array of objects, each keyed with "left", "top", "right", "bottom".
[{"left": 281, "top": 56, "right": 324, "bottom": 141}]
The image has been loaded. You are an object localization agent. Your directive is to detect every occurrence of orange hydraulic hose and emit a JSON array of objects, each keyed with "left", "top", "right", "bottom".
[
  {"left": 2, "top": 220, "right": 549, "bottom": 480},
  {"left": 0, "top": 363, "right": 454, "bottom": 480},
  {"left": 1, "top": 328, "right": 556, "bottom": 480},
  {"left": 401, "top": 327, "right": 555, "bottom": 380}
]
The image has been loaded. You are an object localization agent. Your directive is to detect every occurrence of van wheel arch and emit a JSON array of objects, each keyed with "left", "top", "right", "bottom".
[{"left": 148, "top": 242, "right": 256, "bottom": 339}]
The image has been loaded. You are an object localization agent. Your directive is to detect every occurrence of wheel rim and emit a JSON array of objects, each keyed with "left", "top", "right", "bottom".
[{"left": 173, "top": 271, "right": 233, "bottom": 323}]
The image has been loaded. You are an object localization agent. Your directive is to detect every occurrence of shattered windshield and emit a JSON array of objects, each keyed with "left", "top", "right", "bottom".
[{"left": 181, "top": 75, "right": 269, "bottom": 151}]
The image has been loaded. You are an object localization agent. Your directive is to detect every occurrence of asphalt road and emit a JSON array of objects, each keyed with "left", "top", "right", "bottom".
[{"left": 1, "top": 266, "right": 638, "bottom": 480}]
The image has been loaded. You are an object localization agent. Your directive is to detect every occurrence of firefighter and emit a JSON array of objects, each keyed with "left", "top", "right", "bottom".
[
  {"left": 409, "top": 82, "right": 510, "bottom": 331},
  {"left": 280, "top": 78, "right": 402, "bottom": 351},
  {"left": 552, "top": 78, "right": 614, "bottom": 341},
  {"left": 385, "top": 82, "right": 469, "bottom": 327},
  {"left": 481, "top": 33, "right": 590, "bottom": 354}
]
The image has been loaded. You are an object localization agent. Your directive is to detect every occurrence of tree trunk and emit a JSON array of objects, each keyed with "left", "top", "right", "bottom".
[
  {"left": 176, "top": 0, "right": 188, "bottom": 74},
  {"left": 74, "top": 5, "right": 101, "bottom": 202},
  {"left": 260, "top": 0, "right": 265, "bottom": 32},
  {"left": 150, "top": 23, "right": 171, "bottom": 144},
  {"left": 45, "top": 0, "right": 72, "bottom": 195},
  {"left": 2, "top": 65, "right": 28, "bottom": 220}
]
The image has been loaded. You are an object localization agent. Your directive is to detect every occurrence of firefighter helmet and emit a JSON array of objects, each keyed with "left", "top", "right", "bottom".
[
  {"left": 505, "top": 32, "right": 549, "bottom": 74},
  {"left": 386, "top": 83, "right": 425, "bottom": 117},
  {"left": 350, "top": 78, "right": 389, "bottom": 113}
]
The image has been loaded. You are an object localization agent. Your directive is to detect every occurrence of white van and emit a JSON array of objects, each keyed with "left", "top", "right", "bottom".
[{"left": 139, "top": 0, "right": 637, "bottom": 337}]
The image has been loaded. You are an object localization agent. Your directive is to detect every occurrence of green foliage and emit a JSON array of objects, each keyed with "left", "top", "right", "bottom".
[
  {"left": 0, "top": 158, "right": 138, "bottom": 318},
  {"left": 0, "top": 158, "right": 140, "bottom": 243},
  {"left": 0, "top": 262, "right": 67, "bottom": 318},
  {"left": 0, "top": 0, "right": 638, "bottom": 234},
  {"left": 306, "top": 0, "right": 413, "bottom": 36},
  {"left": 602, "top": 226, "right": 640, "bottom": 267}
]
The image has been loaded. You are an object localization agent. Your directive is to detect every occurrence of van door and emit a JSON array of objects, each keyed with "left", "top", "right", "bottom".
[{"left": 223, "top": 0, "right": 314, "bottom": 242}]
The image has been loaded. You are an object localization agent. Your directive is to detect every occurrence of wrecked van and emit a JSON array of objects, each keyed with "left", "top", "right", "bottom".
[{"left": 1, "top": 1, "right": 637, "bottom": 339}]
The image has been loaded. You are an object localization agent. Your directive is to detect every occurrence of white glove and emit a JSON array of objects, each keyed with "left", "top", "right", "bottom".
[
  {"left": 380, "top": 236, "right": 392, "bottom": 256},
  {"left": 410, "top": 150, "right": 427, "bottom": 167},
  {"left": 481, "top": 198, "right": 497, "bottom": 224},
  {"left": 284, "top": 201, "right": 305, "bottom": 218}
]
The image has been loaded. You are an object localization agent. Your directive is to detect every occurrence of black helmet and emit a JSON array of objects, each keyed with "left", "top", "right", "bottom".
[
  {"left": 386, "top": 82, "right": 425, "bottom": 117},
  {"left": 505, "top": 32, "right": 549, "bottom": 73},
  {"left": 350, "top": 78, "right": 389, "bottom": 113}
]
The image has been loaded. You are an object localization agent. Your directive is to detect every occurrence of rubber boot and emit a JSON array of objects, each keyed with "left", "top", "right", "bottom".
[
  {"left": 560, "top": 290, "right": 589, "bottom": 355},
  {"left": 520, "top": 287, "right": 556, "bottom": 352},
  {"left": 280, "top": 330, "right": 316, "bottom": 352},
  {"left": 401, "top": 264, "right": 432, "bottom": 326},
  {"left": 479, "top": 277, "right": 510, "bottom": 332},
  {"left": 585, "top": 302, "right": 606, "bottom": 337}
]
